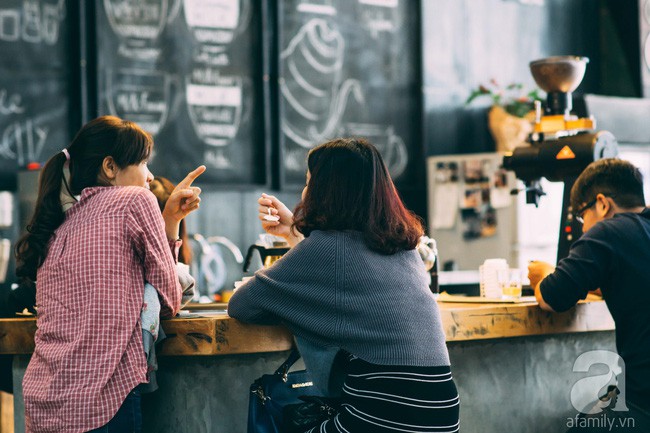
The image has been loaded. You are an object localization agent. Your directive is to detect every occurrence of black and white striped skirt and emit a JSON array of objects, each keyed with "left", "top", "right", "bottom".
[{"left": 310, "top": 356, "right": 460, "bottom": 433}]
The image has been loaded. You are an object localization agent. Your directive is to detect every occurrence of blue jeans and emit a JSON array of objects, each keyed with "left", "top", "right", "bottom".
[{"left": 86, "top": 388, "right": 142, "bottom": 433}]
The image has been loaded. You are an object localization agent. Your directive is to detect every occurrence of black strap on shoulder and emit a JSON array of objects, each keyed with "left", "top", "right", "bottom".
[{"left": 274, "top": 347, "right": 302, "bottom": 378}]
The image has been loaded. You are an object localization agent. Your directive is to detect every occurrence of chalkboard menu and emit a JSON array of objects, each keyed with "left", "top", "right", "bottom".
[
  {"left": 0, "top": 0, "right": 74, "bottom": 188},
  {"left": 277, "top": 0, "right": 420, "bottom": 187},
  {"left": 96, "top": 0, "right": 265, "bottom": 185}
]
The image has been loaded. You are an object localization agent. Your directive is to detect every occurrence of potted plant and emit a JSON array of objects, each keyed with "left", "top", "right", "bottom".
[{"left": 466, "top": 80, "right": 543, "bottom": 152}]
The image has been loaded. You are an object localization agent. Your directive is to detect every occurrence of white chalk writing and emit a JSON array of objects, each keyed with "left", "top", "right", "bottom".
[
  {"left": 0, "top": 89, "right": 25, "bottom": 115},
  {"left": 0, "top": 0, "right": 66, "bottom": 45},
  {"left": 0, "top": 119, "right": 48, "bottom": 165}
]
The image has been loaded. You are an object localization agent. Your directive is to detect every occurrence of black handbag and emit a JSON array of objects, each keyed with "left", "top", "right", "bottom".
[
  {"left": 248, "top": 348, "right": 327, "bottom": 433},
  {"left": 282, "top": 395, "right": 341, "bottom": 433}
]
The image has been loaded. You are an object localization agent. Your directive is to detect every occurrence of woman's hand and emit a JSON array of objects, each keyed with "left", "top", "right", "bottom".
[
  {"left": 258, "top": 193, "right": 303, "bottom": 247},
  {"left": 162, "top": 165, "right": 206, "bottom": 239}
]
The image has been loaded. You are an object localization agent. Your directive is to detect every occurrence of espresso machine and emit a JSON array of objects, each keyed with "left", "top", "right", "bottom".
[{"left": 502, "top": 56, "right": 618, "bottom": 262}]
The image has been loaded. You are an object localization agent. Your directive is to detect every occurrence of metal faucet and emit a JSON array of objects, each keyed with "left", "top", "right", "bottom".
[
  {"left": 190, "top": 233, "right": 225, "bottom": 301},
  {"left": 188, "top": 234, "right": 244, "bottom": 302},
  {"left": 206, "top": 236, "right": 244, "bottom": 264}
]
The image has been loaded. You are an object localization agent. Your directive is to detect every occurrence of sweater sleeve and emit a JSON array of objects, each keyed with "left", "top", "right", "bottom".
[
  {"left": 227, "top": 272, "right": 284, "bottom": 325},
  {"left": 227, "top": 248, "right": 308, "bottom": 325},
  {"left": 228, "top": 235, "right": 336, "bottom": 326},
  {"left": 127, "top": 190, "right": 182, "bottom": 318},
  {"left": 540, "top": 223, "right": 614, "bottom": 312}
]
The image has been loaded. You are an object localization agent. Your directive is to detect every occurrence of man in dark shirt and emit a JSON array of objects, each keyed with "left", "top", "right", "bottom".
[{"left": 529, "top": 159, "right": 649, "bottom": 431}]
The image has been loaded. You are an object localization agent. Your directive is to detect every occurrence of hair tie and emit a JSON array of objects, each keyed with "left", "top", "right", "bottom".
[{"left": 61, "top": 148, "right": 70, "bottom": 161}]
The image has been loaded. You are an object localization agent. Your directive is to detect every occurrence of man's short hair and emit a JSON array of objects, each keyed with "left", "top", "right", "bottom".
[{"left": 570, "top": 158, "right": 646, "bottom": 211}]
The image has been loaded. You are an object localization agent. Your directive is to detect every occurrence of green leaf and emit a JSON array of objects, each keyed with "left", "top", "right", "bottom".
[{"left": 465, "top": 89, "right": 487, "bottom": 105}]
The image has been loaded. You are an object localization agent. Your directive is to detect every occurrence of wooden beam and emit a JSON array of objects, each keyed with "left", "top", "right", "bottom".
[
  {"left": 0, "top": 315, "right": 294, "bottom": 356},
  {"left": 439, "top": 300, "right": 614, "bottom": 342},
  {"left": 0, "top": 319, "right": 36, "bottom": 355},
  {"left": 0, "top": 300, "right": 615, "bottom": 355},
  {"left": 159, "top": 316, "right": 294, "bottom": 356}
]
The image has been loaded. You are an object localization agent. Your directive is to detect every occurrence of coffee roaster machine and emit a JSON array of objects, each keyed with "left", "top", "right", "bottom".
[{"left": 503, "top": 56, "right": 618, "bottom": 262}]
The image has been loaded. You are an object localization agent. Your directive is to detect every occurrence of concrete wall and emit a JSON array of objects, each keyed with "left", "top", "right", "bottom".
[
  {"left": 449, "top": 332, "right": 617, "bottom": 433},
  {"left": 12, "top": 331, "right": 618, "bottom": 433}
]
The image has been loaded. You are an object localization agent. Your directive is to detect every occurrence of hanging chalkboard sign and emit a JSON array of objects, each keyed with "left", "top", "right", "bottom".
[
  {"left": 0, "top": 0, "right": 73, "bottom": 188},
  {"left": 95, "top": 0, "right": 265, "bottom": 185},
  {"left": 277, "top": 0, "right": 421, "bottom": 187}
]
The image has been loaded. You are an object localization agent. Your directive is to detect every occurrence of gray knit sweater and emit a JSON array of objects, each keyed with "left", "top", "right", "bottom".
[{"left": 228, "top": 230, "right": 450, "bottom": 367}]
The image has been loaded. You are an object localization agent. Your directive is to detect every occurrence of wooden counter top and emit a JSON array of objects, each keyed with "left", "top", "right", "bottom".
[
  {"left": 438, "top": 297, "right": 614, "bottom": 341},
  {"left": 0, "top": 298, "right": 614, "bottom": 356},
  {"left": 0, "top": 316, "right": 294, "bottom": 356}
]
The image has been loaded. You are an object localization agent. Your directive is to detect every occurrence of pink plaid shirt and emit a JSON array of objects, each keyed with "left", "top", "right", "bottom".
[{"left": 23, "top": 186, "right": 182, "bottom": 433}]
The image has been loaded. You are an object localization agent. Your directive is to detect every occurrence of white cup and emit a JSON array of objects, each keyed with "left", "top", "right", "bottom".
[{"left": 479, "top": 258, "right": 509, "bottom": 298}]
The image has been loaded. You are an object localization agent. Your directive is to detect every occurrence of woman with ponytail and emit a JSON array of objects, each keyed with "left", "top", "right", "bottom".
[{"left": 15, "top": 116, "right": 205, "bottom": 433}]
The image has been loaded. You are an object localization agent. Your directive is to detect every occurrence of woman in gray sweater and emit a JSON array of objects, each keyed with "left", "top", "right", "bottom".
[{"left": 228, "top": 138, "right": 459, "bottom": 433}]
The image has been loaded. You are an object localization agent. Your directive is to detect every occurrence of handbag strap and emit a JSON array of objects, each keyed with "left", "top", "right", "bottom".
[{"left": 274, "top": 347, "right": 302, "bottom": 382}]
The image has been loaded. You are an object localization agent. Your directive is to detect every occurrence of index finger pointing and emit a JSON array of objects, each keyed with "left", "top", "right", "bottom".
[{"left": 177, "top": 165, "right": 206, "bottom": 189}]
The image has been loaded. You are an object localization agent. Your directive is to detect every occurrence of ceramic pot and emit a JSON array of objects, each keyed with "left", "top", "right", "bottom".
[{"left": 488, "top": 105, "right": 533, "bottom": 152}]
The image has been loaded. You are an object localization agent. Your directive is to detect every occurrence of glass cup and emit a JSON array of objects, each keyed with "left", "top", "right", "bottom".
[{"left": 497, "top": 268, "right": 522, "bottom": 299}]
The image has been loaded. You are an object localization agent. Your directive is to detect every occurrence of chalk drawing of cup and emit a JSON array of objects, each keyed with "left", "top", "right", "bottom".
[
  {"left": 183, "top": 0, "right": 251, "bottom": 44},
  {"left": 103, "top": 0, "right": 169, "bottom": 59},
  {"left": 106, "top": 68, "right": 172, "bottom": 136},
  {"left": 185, "top": 67, "right": 244, "bottom": 147},
  {"left": 339, "top": 123, "right": 408, "bottom": 179},
  {"left": 357, "top": 0, "right": 399, "bottom": 39},
  {"left": 281, "top": 18, "right": 353, "bottom": 148},
  {"left": 183, "top": 0, "right": 252, "bottom": 66},
  {"left": 382, "top": 128, "right": 408, "bottom": 179}
]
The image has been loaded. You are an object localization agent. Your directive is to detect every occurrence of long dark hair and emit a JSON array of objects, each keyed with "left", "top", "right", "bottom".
[
  {"left": 292, "top": 138, "right": 423, "bottom": 254},
  {"left": 150, "top": 176, "right": 192, "bottom": 265},
  {"left": 15, "top": 115, "right": 153, "bottom": 281}
]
